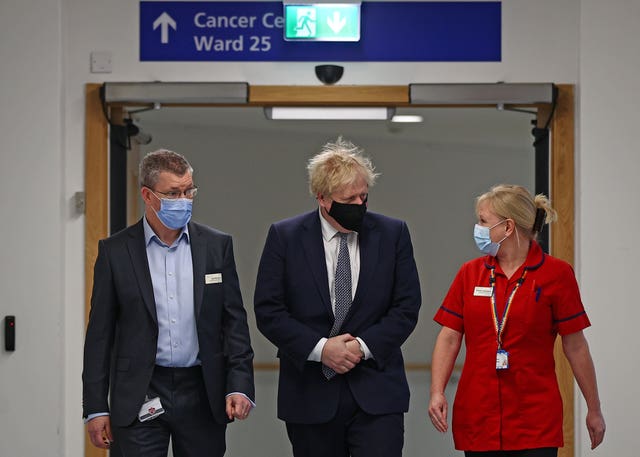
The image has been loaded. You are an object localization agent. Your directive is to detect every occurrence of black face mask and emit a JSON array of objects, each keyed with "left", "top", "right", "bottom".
[{"left": 328, "top": 200, "right": 367, "bottom": 232}]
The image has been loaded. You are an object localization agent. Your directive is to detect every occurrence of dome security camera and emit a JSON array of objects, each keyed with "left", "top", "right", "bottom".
[{"left": 315, "top": 65, "right": 344, "bottom": 85}]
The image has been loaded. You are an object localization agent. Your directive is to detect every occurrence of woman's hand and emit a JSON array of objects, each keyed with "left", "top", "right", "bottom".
[
  {"left": 586, "top": 408, "right": 606, "bottom": 449},
  {"left": 428, "top": 391, "right": 449, "bottom": 433}
]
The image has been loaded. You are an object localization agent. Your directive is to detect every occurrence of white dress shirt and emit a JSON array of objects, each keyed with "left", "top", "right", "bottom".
[{"left": 307, "top": 208, "right": 373, "bottom": 361}]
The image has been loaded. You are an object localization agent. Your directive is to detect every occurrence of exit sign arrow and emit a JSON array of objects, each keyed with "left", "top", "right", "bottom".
[
  {"left": 153, "top": 12, "right": 177, "bottom": 44},
  {"left": 327, "top": 11, "right": 347, "bottom": 34}
]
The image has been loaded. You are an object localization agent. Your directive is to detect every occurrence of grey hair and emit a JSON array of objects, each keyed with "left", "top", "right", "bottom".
[{"left": 139, "top": 149, "right": 193, "bottom": 188}]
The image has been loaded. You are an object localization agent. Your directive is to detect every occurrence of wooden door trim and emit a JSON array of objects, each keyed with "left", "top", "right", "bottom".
[
  {"left": 84, "top": 84, "right": 108, "bottom": 457},
  {"left": 84, "top": 83, "right": 576, "bottom": 457},
  {"left": 249, "top": 85, "right": 409, "bottom": 105},
  {"left": 549, "top": 84, "right": 575, "bottom": 457}
]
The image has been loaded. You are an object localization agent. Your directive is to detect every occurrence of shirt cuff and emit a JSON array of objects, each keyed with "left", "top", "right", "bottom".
[
  {"left": 355, "top": 337, "right": 373, "bottom": 360},
  {"left": 308, "top": 337, "right": 328, "bottom": 362},
  {"left": 84, "top": 412, "right": 109, "bottom": 424},
  {"left": 226, "top": 392, "right": 256, "bottom": 408}
]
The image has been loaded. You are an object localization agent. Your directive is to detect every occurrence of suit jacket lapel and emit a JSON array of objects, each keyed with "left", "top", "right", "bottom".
[
  {"left": 352, "top": 216, "right": 379, "bottom": 309},
  {"left": 301, "top": 212, "right": 332, "bottom": 315},
  {"left": 126, "top": 220, "right": 158, "bottom": 324},
  {"left": 189, "top": 222, "right": 207, "bottom": 319}
]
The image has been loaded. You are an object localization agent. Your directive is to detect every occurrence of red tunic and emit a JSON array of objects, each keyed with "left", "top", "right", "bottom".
[{"left": 434, "top": 241, "right": 590, "bottom": 451}]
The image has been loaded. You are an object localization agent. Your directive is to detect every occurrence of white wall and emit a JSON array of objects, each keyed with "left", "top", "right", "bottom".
[
  {"left": 3, "top": 0, "right": 638, "bottom": 456},
  {"left": 0, "top": 1, "right": 66, "bottom": 456},
  {"left": 577, "top": 1, "right": 640, "bottom": 455}
]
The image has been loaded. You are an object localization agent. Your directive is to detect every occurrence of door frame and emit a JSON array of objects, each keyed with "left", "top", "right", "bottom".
[{"left": 84, "top": 83, "right": 576, "bottom": 457}]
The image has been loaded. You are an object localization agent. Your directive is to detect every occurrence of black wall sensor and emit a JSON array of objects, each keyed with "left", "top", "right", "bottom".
[{"left": 5, "top": 315, "right": 15, "bottom": 351}]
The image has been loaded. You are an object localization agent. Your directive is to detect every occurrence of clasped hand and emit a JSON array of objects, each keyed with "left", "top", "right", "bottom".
[{"left": 321, "top": 333, "right": 363, "bottom": 374}]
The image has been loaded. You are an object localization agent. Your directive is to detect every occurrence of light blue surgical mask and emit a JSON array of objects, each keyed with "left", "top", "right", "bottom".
[
  {"left": 152, "top": 193, "right": 193, "bottom": 230},
  {"left": 473, "top": 220, "right": 508, "bottom": 256}
]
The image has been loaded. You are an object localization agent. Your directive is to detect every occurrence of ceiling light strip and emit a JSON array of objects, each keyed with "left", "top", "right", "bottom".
[{"left": 265, "top": 107, "right": 395, "bottom": 120}]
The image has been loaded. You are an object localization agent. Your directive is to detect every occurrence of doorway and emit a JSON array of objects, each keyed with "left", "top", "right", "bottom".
[{"left": 84, "top": 83, "right": 576, "bottom": 457}]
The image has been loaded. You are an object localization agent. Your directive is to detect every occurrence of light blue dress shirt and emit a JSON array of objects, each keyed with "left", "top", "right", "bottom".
[
  {"left": 143, "top": 217, "right": 200, "bottom": 367},
  {"left": 143, "top": 218, "right": 254, "bottom": 407}
]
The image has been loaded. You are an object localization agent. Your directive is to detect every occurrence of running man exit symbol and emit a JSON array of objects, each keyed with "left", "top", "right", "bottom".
[
  {"left": 295, "top": 8, "right": 317, "bottom": 37},
  {"left": 285, "top": 4, "right": 360, "bottom": 42}
]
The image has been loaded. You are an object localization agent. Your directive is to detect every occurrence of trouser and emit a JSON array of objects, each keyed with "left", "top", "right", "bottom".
[
  {"left": 286, "top": 377, "right": 404, "bottom": 457},
  {"left": 113, "top": 365, "right": 226, "bottom": 457}
]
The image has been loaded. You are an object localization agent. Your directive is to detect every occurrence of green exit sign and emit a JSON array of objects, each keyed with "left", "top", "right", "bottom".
[{"left": 284, "top": 4, "right": 361, "bottom": 42}]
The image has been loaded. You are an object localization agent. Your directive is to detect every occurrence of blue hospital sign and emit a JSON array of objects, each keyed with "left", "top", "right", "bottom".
[{"left": 140, "top": 1, "right": 501, "bottom": 62}]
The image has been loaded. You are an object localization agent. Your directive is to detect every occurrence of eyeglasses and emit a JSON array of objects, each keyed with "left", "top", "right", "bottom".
[{"left": 150, "top": 187, "right": 198, "bottom": 200}]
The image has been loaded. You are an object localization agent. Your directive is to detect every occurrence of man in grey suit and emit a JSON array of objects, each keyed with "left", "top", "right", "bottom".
[{"left": 83, "top": 149, "right": 255, "bottom": 457}]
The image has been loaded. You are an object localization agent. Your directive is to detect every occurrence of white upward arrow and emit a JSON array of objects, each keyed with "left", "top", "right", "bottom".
[
  {"left": 326, "top": 11, "right": 346, "bottom": 34},
  {"left": 153, "top": 12, "right": 177, "bottom": 44}
]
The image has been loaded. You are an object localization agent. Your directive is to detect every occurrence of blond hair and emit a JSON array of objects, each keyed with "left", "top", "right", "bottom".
[
  {"left": 307, "top": 137, "right": 379, "bottom": 196},
  {"left": 476, "top": 184, "right": 557, "bottom": 239}
]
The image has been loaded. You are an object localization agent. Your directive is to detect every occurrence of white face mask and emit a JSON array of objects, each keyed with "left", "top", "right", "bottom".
[{"left": 473, "top": 220, "right": 508, "bottom": 256}]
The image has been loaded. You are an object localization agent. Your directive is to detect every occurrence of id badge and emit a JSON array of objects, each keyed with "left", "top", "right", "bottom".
[
  {"left": 496, "top": 349, "right": 509, "bottom": 370},
  {"left": 138, "top": 396, "right": 165, "bottom": 422}
]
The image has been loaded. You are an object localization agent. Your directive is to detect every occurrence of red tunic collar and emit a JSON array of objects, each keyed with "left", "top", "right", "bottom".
[{"left": 483, "top": 239, "right": 546, "bottom": 277}]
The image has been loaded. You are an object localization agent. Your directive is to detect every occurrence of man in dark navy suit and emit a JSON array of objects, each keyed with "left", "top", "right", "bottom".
[
  {"left": 254, "top": 138, "right": 421, "bottom": 457},
  {"left": 83, "top": 149, "right": 254, "bottom": 457}
]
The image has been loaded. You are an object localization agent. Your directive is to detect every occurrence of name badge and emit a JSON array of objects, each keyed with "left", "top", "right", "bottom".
[
  {"left": 138, "top": 396, "right": 165, "bottom": 422},
  {"left": 474, "top": 286, "right": 493, "bottom": 297},
  {"left": 205, "top": 273, "right": 222, "bottom": 284},
  {"left": 496, "top": 349, "right": 509, "bottom": 370}
]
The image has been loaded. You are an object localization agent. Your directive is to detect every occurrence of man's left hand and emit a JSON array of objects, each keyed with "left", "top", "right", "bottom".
[
  {"left": 345, "top": 339, "right": 364, "bottom": 360},
  {"left": 321, "top": 334, "right": 362, "bottom": 373},
  {"left": 226, "top": 394, "right": 253, "bottom": 421}
]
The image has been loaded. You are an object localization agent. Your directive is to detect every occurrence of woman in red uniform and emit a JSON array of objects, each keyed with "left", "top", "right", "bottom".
[{"left": 428, "top": 184, "right": 605, "bottom": 457}]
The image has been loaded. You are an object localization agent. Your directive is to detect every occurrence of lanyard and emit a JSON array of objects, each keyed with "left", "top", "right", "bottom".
[{"left": 490, "top": 268, "right": 527, "bottom": 349}]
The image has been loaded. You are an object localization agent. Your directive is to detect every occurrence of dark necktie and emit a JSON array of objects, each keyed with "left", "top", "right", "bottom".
[{"left": 323, "top": 232, "right": 352, "bottom": 379}]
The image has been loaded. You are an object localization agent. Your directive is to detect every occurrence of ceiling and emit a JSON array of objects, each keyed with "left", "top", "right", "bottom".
[{"left": 131, "top": 106, "right": 538, "bottom": 150}]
